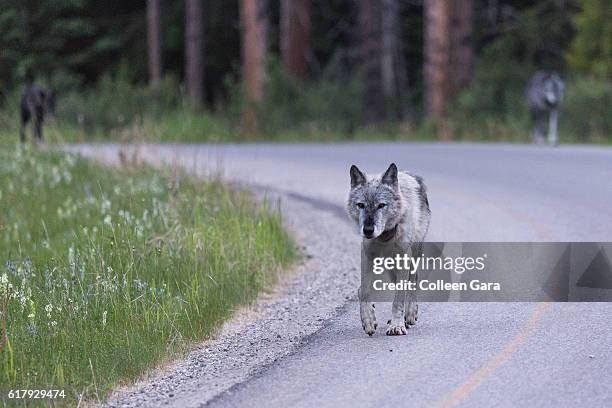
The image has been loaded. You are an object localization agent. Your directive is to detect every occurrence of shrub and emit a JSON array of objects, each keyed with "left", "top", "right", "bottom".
[
  {"left": 561, "top": 75, "right": 612, "bottom": 142},
  {"left": 58, "top": 71, "right": 183, "bottom": 135},
  {"left": 226, "top": 59, "right": 364, "bottom": 140}
]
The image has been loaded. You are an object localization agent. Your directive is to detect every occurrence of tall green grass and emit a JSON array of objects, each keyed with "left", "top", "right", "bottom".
[{"left": 0, "top": 142, "right": 296, "bottom": 404}]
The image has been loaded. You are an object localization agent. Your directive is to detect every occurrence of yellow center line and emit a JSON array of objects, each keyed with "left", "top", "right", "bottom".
[{"left": 434, "top": 302, "right": 553, "bottom": 408}]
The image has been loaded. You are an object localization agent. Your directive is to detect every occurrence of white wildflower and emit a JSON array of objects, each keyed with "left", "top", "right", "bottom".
[
  {"left": 0, "top": 274, "right": 13, "bottom": 297},
  {"left": 45, "top": 303, "right": 53, "bottom": 318},
  {"left": 68, "top": 246, "right": 76, "bottom": 269},
  {"left": 64, "top": 154, "right": 77, "bottom": 168},
  {"left": 101, "top": 198, "right": 111, "bottom": 213},
  {"left": 63, "top": 169, "right": 72, "bottom": 183},
  {"left": 51, "top": 166, "right": 61, "bottom": 185}
]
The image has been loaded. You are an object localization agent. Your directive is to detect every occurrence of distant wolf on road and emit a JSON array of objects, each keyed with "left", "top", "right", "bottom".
[
  {"left": 527, "top": 71, "right": 565, "bottom": 146},
  {"left": 20, "top": 84, "right": 56, "bottom": 143},
  {"left": 347, "top": 163, "right": 431, "bottom": 336}
]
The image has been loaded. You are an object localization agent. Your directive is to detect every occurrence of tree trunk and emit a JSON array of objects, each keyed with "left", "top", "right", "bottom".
[
  {"left": 147, "top": 0, "right": 163, "bottom": 86},
  {"left": 185, "top": 0, "right": 204, "bottom": 108},
  {"left": 240, "top": 0, "right": 268, "bottom": 132},
  {"left": 241, "top": 0, "right": 268, "bottom": 103},
  {"left": 280, "top": 0, "right": 312, "bottom": 81},
  {"left": 424, "top": 0, "right": 452, "bottom": 118},
  {"left": 381, "top": 0, "right": 407, "bottom": 116},
  {"left": 451, "top": 0, "right": 474, "bottom": 92},
  {"left": 357, "top": 0, "right": 384, "bottom": 121}
]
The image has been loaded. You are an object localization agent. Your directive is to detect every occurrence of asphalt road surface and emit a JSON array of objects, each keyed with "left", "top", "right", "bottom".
[{"left": 73, "top": 143, "right": 612, "bottom": 408}]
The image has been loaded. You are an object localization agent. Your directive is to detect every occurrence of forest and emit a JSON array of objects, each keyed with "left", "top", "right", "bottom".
[{"left": 0, "top": 0, "right": 610, "bottom": 143}]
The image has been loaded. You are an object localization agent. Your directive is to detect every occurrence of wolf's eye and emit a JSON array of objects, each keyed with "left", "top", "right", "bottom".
[
  {"left": 356, "top": 203, "right": 365, "bottom": 209},
  {"left": 377, "top": 203, "right": 387, "bottom": 209}
]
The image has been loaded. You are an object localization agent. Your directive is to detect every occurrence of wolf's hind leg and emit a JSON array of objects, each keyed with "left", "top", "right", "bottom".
[
  {"left": 20, "top": 109, "right": 30, "bottom": 143},
  {"left": 404, "top": 273, "right": 418, "bottom": 326},
  {"left": 34, "top": 108, "right": 44, "bottom": 142},
  {"left": 531, "top": 110, "right": 546, "bottom": 144},
  {"left": 405, "top": 243, "right": 420, "bottom": 326}
]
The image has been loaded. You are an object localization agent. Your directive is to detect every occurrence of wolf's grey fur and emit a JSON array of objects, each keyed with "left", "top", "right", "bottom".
[
  {"left": 527, "top": 71, "right": 565, "bottom": 146},
  {"left": 20, "top": 84, "right": 56, "bottom": 143},
  {"left": 347, "top": 163, "right": 431, "bottom": 336}
]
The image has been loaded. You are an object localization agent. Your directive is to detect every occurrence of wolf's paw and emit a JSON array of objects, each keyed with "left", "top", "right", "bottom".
[
  {"left": 362, "top": 318, "right": 378, "bottom": 336},
  {"left": 360, "top": 303, "right": 377, "bottom": 336},
  {"left": 405, "top": 303, "right": 418, "bottom": 327},
  {"left": 386, "top": 319, "right": 407, "bottom": 336}
]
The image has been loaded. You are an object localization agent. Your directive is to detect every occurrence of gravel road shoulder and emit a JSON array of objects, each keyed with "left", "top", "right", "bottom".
[{"left": 67, "top": 145, "right": 361, "bottom": 408}]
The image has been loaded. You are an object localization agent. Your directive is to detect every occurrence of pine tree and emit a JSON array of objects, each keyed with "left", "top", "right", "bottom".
[
  {"left": 280, "top": 0, "right": 312, "bottom": 81},
  {"left": 147, "top": 0, "right": 163, "bottom": 87},
  {"left": 185, "top": 0, "right": 205, "bottom": 107}
]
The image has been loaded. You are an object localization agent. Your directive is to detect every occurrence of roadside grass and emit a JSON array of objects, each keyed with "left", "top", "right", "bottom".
[
  {"left": 8, "top": 112, "right": 609, "bottom": 146},
  {"left": 3, "top": 118, "right": 537, "bottom": 146},
  {"left": 0, "top": 141, "right": 296, "bottom": 404}
]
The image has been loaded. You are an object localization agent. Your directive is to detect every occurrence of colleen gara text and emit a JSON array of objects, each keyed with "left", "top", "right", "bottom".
[{"left": 372, "top": 279, "right": 501, "bottom": 291}]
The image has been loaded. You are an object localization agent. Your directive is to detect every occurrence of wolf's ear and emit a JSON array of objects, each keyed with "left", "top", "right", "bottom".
[
  {"left": 381, "top": 163, "right": 398, "bottom": 187},
  {"left": 350, "top": 165, "right": 366, "bottom": 188}
]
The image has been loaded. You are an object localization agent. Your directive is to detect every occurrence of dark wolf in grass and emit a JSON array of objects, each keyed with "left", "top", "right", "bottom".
[
  {"left": 527, "top": 71, "right": 565, "bottom": 146},
  {"left": 347, "top": 163, "right": 431, "bottom": 336},
  {"left": 20, "top": 84, "right": 56, "bottom": 143}
]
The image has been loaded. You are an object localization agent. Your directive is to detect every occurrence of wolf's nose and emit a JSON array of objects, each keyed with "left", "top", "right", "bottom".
[{"left": 363, "top": 226, "right": 374, "bottom": 238}]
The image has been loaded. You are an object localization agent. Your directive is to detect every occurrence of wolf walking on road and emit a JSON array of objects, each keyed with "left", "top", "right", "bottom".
[
  {"left": 347, "top": 163, "right": 431, "bottom": 336},
  {"left": 527, "top": 71, "right": 565, "bottom": 146}
]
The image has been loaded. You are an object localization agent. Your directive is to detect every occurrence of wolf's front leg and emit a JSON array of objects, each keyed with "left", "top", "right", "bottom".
[
  {"left": 358, "top": 288, "right": 377, "bottom": 336},
  {"left": 387, "top": 270, "right": 407, "bottom": 335},
  {"left": 405, "top": 301, "right": 418, "bottom": 326},
  {"left": 531, "top": 111, "right": 545, "bottom": 144}
]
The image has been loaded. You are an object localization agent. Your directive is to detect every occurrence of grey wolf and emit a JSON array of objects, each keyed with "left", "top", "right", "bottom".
[
  {"left": 347, "top": 163, "right": 431, "bottom": 336},
  {"left": 527, "top": 71, "right": 565, "bottom": 146},
  {"left": 20, "top": 84, "right": 56, "bottom": 143}
]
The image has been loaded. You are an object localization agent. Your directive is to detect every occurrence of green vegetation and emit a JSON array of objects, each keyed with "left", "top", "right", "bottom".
[
  {"left": 567, "top": 0, "right": 612, "bottom": 79},
  {"left": 446, "top": 71, "right": 612, "bottom": 144},
  {"left": 1, "top": 0, "right": 610, "bottom": 145},
  {"left": 0, "top": 142, "right": 296, "bottom": 403},
  {"left": 441, "top": 0, "right": 612, "bottom": 143},
  {"left": 3, "top": 67, "right": 609, "bottom": 145}
]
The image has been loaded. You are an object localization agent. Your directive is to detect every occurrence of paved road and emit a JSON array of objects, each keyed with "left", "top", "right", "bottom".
[{"left": 74, "top": 143, "right": 612, "bottom": 407}]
